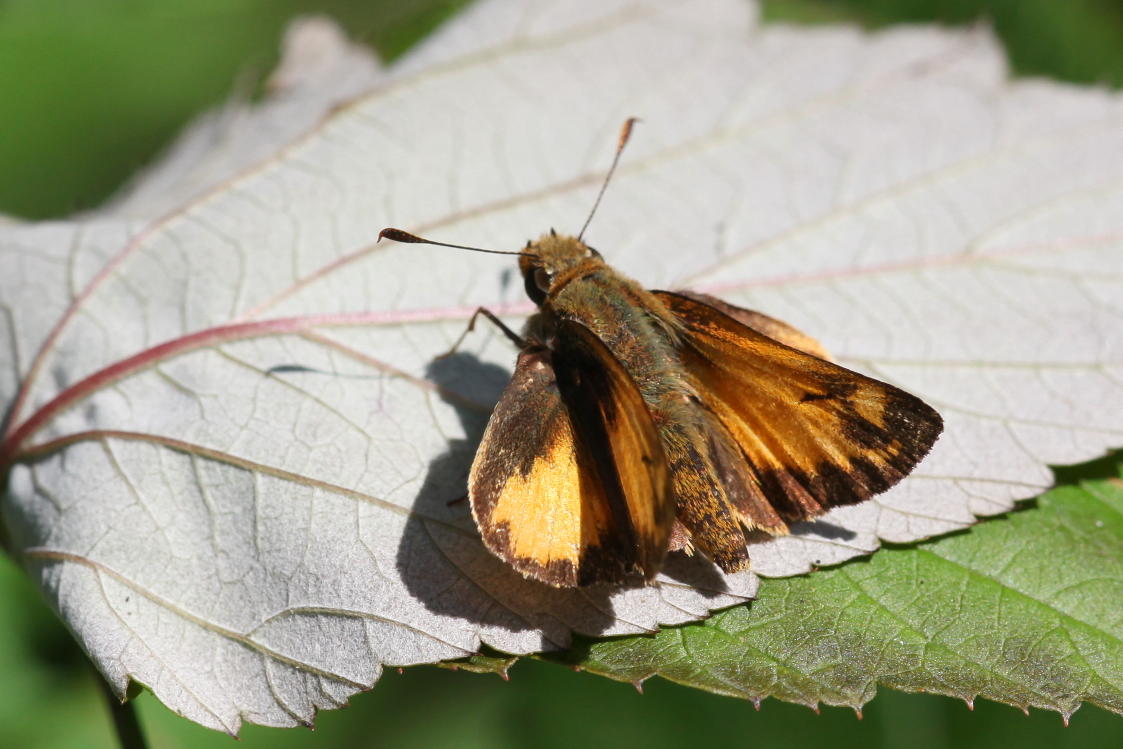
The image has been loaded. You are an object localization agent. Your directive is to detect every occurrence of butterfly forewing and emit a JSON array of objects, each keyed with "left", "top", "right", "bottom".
[
  {"left": 469, "top": 321, "right": 672, "bottom": 586},
  {"left": 551, "top": 319, "right": 674, "bottom": 577},
  {"left": 656, "top": 291, "right": 943, "bottom": 528},
  {"left": 669, "top": 290, "right": 831, "bottom": 360}
]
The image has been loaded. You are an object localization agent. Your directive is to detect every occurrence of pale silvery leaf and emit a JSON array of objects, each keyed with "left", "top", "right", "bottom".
[{"left": 1, "top": 0, "right": 1121, "bottom": 735}]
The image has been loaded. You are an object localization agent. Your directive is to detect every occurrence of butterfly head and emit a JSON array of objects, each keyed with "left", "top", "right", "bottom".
[{"left": 519, "top": 230, "right": 603, "bottom": 305}]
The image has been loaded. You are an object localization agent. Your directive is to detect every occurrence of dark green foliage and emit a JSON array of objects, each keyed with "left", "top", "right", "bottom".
[{"left": 1, "top": 2, "right": 1120, "bottom": 746}]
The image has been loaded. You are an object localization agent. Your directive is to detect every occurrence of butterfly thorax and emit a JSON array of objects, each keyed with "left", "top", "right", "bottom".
[{"left": 522, "top": 234, "right": 694, "bottom": 412}]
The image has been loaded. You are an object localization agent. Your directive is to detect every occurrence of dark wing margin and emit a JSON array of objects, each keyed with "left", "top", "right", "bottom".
[
  {"left": 468, "top": 321, "right": 672, "bottom": 587},
  {"left": 655, "top": 290, "right": 943, "bottom": 527}
]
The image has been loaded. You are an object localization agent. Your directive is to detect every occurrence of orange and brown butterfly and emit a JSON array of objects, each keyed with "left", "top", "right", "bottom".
[{"left": 379, "top": 119, "right": 942, "bottom": 588}]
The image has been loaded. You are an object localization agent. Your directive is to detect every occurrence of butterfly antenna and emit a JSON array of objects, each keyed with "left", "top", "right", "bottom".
[
  {"left": 577, "top": 117, "right": 639, "bottom": 242},
  {"left": 377, "top": 228, "right": 536, "bottom": 259}
]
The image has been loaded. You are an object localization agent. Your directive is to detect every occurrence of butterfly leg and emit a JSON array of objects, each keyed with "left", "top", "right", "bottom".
[{"left": 438, "top": 306, "right": 527, "bottom": 358}]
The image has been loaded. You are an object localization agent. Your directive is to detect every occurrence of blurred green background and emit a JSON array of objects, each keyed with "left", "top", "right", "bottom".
[{"left": 1, "top": 0, "right": 1121, "bottom": 747}]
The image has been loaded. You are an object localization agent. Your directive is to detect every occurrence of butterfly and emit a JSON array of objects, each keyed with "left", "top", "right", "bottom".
[{"left": 380, "top": 120, "right": 943, "bottom": 587}]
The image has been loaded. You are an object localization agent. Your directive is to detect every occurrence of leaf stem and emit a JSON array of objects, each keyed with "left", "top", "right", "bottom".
[{"left": 98, "top": 677, "right": 148, "bottom": 749}]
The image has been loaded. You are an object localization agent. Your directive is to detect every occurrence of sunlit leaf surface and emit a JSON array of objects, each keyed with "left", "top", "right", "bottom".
[{"left": 1, "top": 0, "right": 1120, "bottom": 733}]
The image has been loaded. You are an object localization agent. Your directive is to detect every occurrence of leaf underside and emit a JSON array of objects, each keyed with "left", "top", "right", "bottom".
[{"left": 1, "top": 0, "right": 1122, "bottom": 734}]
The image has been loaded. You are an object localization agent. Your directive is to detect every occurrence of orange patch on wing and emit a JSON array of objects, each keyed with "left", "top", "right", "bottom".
[
  {"left": 486, "top": 422, "right": 613, "bottom": 568},
  {"left": 469, "top": 328, "right": 673, "bottom": 587}
]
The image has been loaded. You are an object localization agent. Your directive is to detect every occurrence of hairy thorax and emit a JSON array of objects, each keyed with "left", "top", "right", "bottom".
[{"left": 544, "top": 266, "right": 696, "bottom": 420}]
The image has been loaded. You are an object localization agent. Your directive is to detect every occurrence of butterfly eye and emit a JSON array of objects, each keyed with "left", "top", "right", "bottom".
[
  {"left": 586, "top": 246, "right": 602, "bottom": 260},
  {"left": 523, "top": 264, "right": 550, "bottom": 305},
  {"left": 534, "top": 267, "right": 551, "bottom": 293}
]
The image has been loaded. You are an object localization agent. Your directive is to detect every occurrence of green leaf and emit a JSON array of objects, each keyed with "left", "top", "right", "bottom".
[
  {"left": 763, "top": 0, "right": 1123, "bottom": 88},
  {"left": 437, "top": 648, "right": 519, "bottom": 679},
  {"left": 549, "top": 470, "right": 1123, "bottom": 720}
]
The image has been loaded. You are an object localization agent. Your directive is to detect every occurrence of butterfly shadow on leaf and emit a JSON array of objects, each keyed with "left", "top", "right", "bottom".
[{"left": 395, "top": 351, "right": 732, "bottom": 643}]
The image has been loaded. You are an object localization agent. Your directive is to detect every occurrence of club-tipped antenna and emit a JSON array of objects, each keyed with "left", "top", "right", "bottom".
[
  {"left": 378, "top": 228, "right": 537, "bottom": 259},
  {"left": 577, "top": 117, "right": 638, "bottom": 242}
]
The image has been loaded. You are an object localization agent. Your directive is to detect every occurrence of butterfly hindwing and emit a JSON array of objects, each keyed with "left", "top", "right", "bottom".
[
  {"left": 655, "top": 290, "right": 943, "bottom": 529},
  {"left": 468, "top": 320, "right": 671, "bottom": 586}
]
